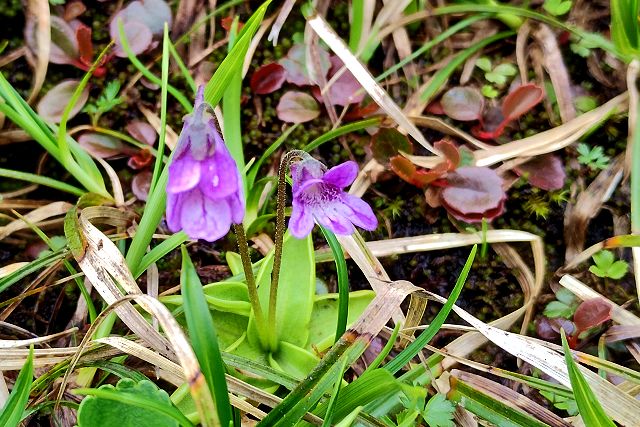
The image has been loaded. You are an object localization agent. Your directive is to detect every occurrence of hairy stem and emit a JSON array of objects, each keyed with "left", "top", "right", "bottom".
[{"left": 233, "top": 223, "right": 269, "bottom": 349}]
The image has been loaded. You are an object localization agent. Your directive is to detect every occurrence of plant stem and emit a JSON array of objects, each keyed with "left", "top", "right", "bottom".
[
  {"left": 267, "top": 150, "right": 307, "bottom": 351},
  {"left": 233, "top": 223, "right": 269, "bottom": 349}
]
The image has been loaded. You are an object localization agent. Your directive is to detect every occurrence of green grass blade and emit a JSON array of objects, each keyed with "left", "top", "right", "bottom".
[
  {"left": 0, "top": 250, "right": 67, "bottom": 295},
  {"left": 0, "top": 347, "right": 34, "bottom": 427},
  {"left": 151, "top": 24, "right": 171, "bottom": 194},
  {"left": 365, "top": 321, "right": 401, "bottom": 373},
  {"left": 385, "top": 245, "right": 477, "bottom": 374},
  {"left": 349, "top": 0, "right": 366, "bottom": 52},
  {"left": 0, "top": 168, "right": 84, "bottom": 196},
  {"left": 321, "top": 357, "right": 348, "bottom": 427},
  {"left": 180, "top": 246, "right": 232, "bottom": 426},
  {"left": 303, "top": 118, "right": 381, "bottom": 152},
  {"left": 560, "top": 330, "right": 616, "bottom": 426},
  {"left": 167, "top": 40, "right": 197, "bottom": 93},
  {"left": 133, "top": 231, "right": 189, "bottom": 279},
  {"left": 203, "top": 0, "right": 271, "bottom": 107},
  {"left": 319, "top": 226, "right": 350, "bottom": 343},
  {"left": 246, "top": 124, "right": 299, "bottom": 189}
]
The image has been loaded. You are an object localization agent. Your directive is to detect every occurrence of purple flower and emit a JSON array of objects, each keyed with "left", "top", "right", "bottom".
[
  {"left": 166, "top": 87, "right": 244, "bottom": 242},
  {"left": 289, "top": 157, "right": 377, "bottom": 238}
]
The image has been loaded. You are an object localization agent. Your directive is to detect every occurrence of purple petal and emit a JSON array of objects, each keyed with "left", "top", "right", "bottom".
[
  {"left": 180, "top": 188, "right": 232, "bottom": 242},
  {"left": 316, "top": 206, "right": 355, "bottom": 235},
  {"left": 167, "top": 154, "right": 200, "bottom": 193},
  {"left": 291, "top": 158, "right": 325, "bottom": 193},
  {"left": 165, "top": 192, "right": 184, "bottom": 232},
  {"left": 323, "top": 161, "right": 358, "bottom": 188},
  {"left": 289, "top": 200, "right": 315, "bottom": 238},
  {"left": 343, "top": 194, "right": 378, "bottom": 230},
  {"left": 293, "top": 178, "right": 324, "bottom": 198},
  {"left": 226, "top": 187, "right": 245, "bottom": 224},
  {"left": 199, "top": 146, "right": 239, "bottom": 199}
]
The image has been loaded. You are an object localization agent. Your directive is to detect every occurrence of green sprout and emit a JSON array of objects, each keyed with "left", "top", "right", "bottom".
[
  {"left": 476, "top": 57, "right": 517, "bottom": 86},
  {"left": 83, "top": 81, "right": 124, "bottom": 126},
  {"left": 576, "top": 143, "right": 610, "bottom": 170},
  {"left": 589, "top": 250, "right": 628, "bottom": 279},
  {"left": 543, "top": 0, "right": 572, "bottom": 16},
  {"left": 543, "top": 287, "right": 579, "bottom": 318}
]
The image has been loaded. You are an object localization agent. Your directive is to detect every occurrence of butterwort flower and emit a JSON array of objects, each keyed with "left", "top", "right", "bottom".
[
  {"left": 289, "top": 156, "right": 377, "bottom": 238},
  {"left": 166, "top": 87, "right": 244, "bottom": 241}
]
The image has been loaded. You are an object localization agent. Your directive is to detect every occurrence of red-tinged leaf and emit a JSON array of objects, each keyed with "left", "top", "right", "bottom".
[
  {"left": 279, "top": 44, "right": 331, "bottom": 86},
  {"left": 434, "top": 139, "right": 460, "bottom": 170},
  {"left": 425, "top": 100, "right": 445, "bottom": 115},
  {"left": 128, "top": 148, "right": 153, "bottom": 170},
  {"left": 276, "top": 91, "right": 320, "bottom": 123},
  {"left": 64, "top": 1, "right": 87, "bottom": 21},
  {"left": 323, "top": 56, "right": 364, "bottom": 106},
  {"left": 132, "top": 170, "right": 152, "bottom": 201},
  {"left": 441, "top": 86, "right": 484, "bottom": 121},
  {"left": 441, "top": 166, "right": 506, "bottom": 222},
  {"left": 78, "top": 133, "right": 126, "bottom": 158},
  {"left": 574, "top": 298, "right": 612, "bottom": 333},
  {"left": 36, "top": 80, "right": 90, "bottom": 123},
  {"left": 390, "top": 156, "right": 447, "bottom": 188},
  {"left": 371, "top": 128, "right": 413, "bottom": 166},
  {"left": 26, "top": 15, "right": 79, "bottom": 65},
  {"left": 250, "top": 63, "right": 286, "bottom": 95},
  {"left": 502, "top": 83, "right": 544, "bottom": 121},
  {"left": 110, "top": 17, "right": 153, "bottom": 57},
  {"left": 221, "top": 16, "right": 244, "bottom": 33},
  {"left": 76, "top": 23, "right": 93, "bottom": 65},
  {"left": 514, "top": 154, "right": 566, "bottom": 190},
  {"left": 343, "top": 101, "right": 379, "bottom": 120},
  {"left": 537, "top": 316, "right": 577, "bottom": 340},
  {"left": 126, "top": 121, "right": 157, "bottom": 146},
  {"left": 112, "top": 0, "right": 172, "bottom": 36}
]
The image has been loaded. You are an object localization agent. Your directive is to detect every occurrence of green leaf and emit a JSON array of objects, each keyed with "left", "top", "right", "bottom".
[
  {"left": 543, "top": 0, "right": 572, "bottom": 16},
  {"left": 423, "top": 394, "right": 455, "bottom": 427},
  {"left": 475, "top": 57, "right": 492, "bottom": 72},
  {"left": 590, "top": 250, "right": 628, "bottom": 279},
  {"left": 544, "top": 301, "right": 575, "bottom": 318},
  {"left": 0, "top": 347, "right": 33, "bottom": 427},
  {"left": 269, "top": 341, "right": 319, "bottom": 380},
  {"left": 592, "top": 250, "right": 614, "bottom": 269},
  {"left": 180, "top": 246, "right": 232, "bottom": 426},
  {"left": 555, "top": 287, "right": 577, "bottom": 306},
  {"left": 76, "top": 379, "right": 190, "bottom": 427},
  {"left": 560, "top": 330, "right": 616, "bottom": 426},
  {"left": 607, "top": 260, "right": 629, "bottom": 279}
]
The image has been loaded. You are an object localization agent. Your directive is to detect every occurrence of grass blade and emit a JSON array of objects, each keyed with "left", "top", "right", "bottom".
[
  {"left": 319, "top": 226, "right": 350, "bottom": 343},
  {"left": 180, "top": 246, "right": 232, "bottom": 426},
  {"left": 0, "top": 347, "right": 34, "bottom": 427}
]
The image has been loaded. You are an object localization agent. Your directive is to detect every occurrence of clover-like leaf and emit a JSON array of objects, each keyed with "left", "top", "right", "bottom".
[
  {"left": 590, "top": 250, "right": 628, "bottom": 279},
  {"left": 423, "top": 393, "right": 455, "bottom": 427}
]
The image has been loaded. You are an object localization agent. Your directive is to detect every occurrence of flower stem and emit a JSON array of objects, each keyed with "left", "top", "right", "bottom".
[
  {"left": 267, "top": 150, "right": 307, "bottom": 351},
  {"left": 233, "top": 223, "right": 269, "bottom": 349}
]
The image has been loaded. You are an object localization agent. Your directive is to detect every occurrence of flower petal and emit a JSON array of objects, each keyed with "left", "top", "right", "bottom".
[
  {"left": 180, "top": 188, "right": 232, "bottom": 241},
  {"left": 315, "top": 202, "right": 355, "bottom": 235},
  {"left": 167, "top": 154, "right": 200, "bottom": 193},
  {"left": 226, "top": 187, "right": 245, "bottom": 224},
  {"left": 343, "top": 194, "right": 378, "bottom": 230},
  {"left": 323, "top": 161, "right": 358, "bottom": 188},
  {"left": 289, "top": 200, "right": 315, "bottom": 238},
  {"left": 165, "top": 192, "right": 183, "bottom": 232},
  {"left": 199, "top": 144, "right": 239, "bottom": 199}
]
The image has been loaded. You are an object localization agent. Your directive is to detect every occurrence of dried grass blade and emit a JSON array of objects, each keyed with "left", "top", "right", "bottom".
[
  {"left": 0, "top": 202, "right": 71, "bottom": 241},
  {"left": 305, "top": 8, "right": 439, "bottom": 156},
  {"left": 0, "top": 328, "right": 77, "bottom": 349},
  {"left": 429, "top": 291, "right": 640, "bottom": 426},
  {"left": 25, "top": 0, "right": 50, "bottom": 104}
]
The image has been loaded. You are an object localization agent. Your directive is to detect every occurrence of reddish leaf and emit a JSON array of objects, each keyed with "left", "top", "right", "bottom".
[
  {"left": 370, "top": 128, "right": 413, "bottom": 166},
  {"left": 441, "top": 86, "right": 484, "bottom": 121},
  {"left": 250, "top": 63, "right": 286, "bottom": 95},
  {"left": 112, "top": 0, "right": 172, "bottom": 36},
  {"left": 425, "top": 100, "right": 445, "bottom": 115},
  {"left": 126, "top": 121, "right": 157, "bottom": 146},
  {"left": 221, "top": 16, "right": 244, "bottom": 33},
  {"left": 390, "top": 156, "right": 447, "bottom": 188},
  {"left": 279, "top": 44, "right": 331, "bottom": 86},
  {"left": 323, "top": 56, "right": 364, "bottom": 106},
  {"left": 434, "top": 139, "right": 460, "bottom": 170},
  {"left": 128, "top": 148, "right": 153, "bottom": 169},
  {"left": 343, "top": 101, "right": 379, "bottom": 120},
  {"left": 276, "top": 91, "right": 320, "bottom": 123},
  {"left": 514, "top": 154, "right": 565, "bottom": 190},
  {"left": 132, "top": 170, "right": 153, "bottom": 201},
  {"left": 502, "top": 83, "right": 544, "bottom": 121},
  {"left": 536, "top": 316, "right": 576, "bottom": 340},
  {"left": 441, "top": 166, "right": 506, "bottom": 222},
  {"left": 78, "top": 133, "right": 126, "bottom": 158},
  {"left": 573, "top": 298, "right": 611, "bottom": 333},
  {"left": 76, "top": 23, "right": 93, "bottom": 65},
  {"left": 25, "top": 16, "right": 78, "bottom": 65},
  {"left": 37, "top": 80, "right": 90, "bottom": 123}
]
